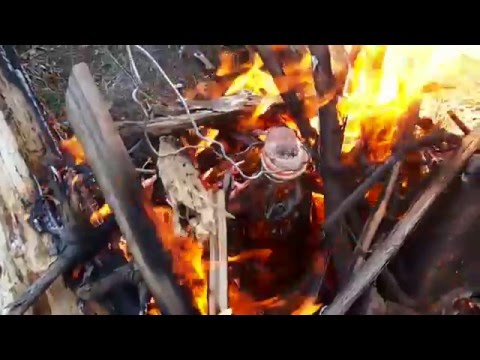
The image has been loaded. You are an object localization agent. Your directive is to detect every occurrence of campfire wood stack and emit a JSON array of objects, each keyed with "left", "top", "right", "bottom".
[{"left": 2, "top": 45, "right": 480, "bottom": 315}]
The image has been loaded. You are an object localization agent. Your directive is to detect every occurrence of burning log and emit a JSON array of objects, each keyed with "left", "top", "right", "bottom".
[
  {"left": 323, "top": 132, "right": 480, "bottom": 315},
  {"left": 0, "top": 56, "right": 80, "bottom": 314},
  {"left": 65, "top": 63, "right": 196, "bottom": 315}
]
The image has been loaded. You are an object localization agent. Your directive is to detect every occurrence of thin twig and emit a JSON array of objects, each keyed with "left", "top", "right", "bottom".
[
  {"left": 322, "top": 132, "right": 480, "bottom": 315},
  {"left": 352, "top": 162, "right": 401, "bottom": 272}
]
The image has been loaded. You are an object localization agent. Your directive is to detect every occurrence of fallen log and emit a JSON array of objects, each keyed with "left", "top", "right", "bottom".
[
  {"left": 66, "top": 63, "right": 196, "bottom": 315},
  {"left": 323, "top": 132, "right": 480, "bottom": 315},
  {"left": 0, "top": 55, "right": 80, "bottom": 315}
]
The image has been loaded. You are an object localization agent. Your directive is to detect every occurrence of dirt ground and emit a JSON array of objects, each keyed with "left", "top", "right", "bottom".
[{"left": 15, "top": 45, "right": 232, "bottom": 122}]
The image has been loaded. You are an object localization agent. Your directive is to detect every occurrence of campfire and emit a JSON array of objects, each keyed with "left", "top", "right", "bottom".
[{"left": 2, "top": 45, "right": 480, "bottom": 315}]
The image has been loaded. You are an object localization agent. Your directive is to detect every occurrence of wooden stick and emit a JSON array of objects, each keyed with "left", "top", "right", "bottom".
[
  {"left": 208, "top": 190, "right": 229, "bottom": 315},
  {"left": 323, "top": 132, "right": 480, "bottom": 315},
  {"left": 309, "top": 45, "right": 351, "bottom": 286},
  {"left": 255, "top": 45, "right": 315, "bottom": 140},
  {"left": 66, "top": 63, "right": 195, "bottom": 315},
  {"left": 351, "top": 162, "right": 401, "bottom": 272}
]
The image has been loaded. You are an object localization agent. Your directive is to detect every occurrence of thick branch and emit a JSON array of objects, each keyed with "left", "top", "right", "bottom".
[
  {"left": 309, "top": 45, "right": 350, "bottom": 286},
  {"left": 323, "top": 132, "right": 480, "bottom": 315},
  {"left": 76, "top": 263, "right": 141, "bottom": 301},
  {"left": 66, "top": 63, "right": 196, "bottom": 315}
]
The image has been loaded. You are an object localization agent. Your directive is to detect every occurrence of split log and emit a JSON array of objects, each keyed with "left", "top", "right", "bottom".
[
  {"left": 156, "top": 139, "right": 231, "bottom": 314},
  {"left": 0, "top": 55, "right": 80, "bottom": 315},
  {"left": 323, "top": 132, "right": 480, "bottom": 315},
  {"left": 66, "top": 63, "right": 196, "bottom": 315}
]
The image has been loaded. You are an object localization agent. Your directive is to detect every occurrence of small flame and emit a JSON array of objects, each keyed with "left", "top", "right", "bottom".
[
  {"left": 89, "top": 203, "right": 113, "bottom": 226},
  {"left": 195, "top": 128, "right": 219, "bottom": 156},
  {"left": 225, "top": 53, "right": 280, "bottom": 97},
  {"left": 60, "top": 136, "right": 86, "bottom": 165}
]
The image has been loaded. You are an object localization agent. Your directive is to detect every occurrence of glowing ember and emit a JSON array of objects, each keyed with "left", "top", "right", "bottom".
[{"left": 312, "top": 192, "right": 325, "bottom": 223}]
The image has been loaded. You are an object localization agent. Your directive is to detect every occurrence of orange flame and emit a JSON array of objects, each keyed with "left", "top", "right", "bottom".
[
  {"left": 89, "top": 203, "right": 113, "bottom": 226},
  {"left": 60, "top": 136, "right": 86, "bottom": 165},
  {"left": 195, "top": 128, "right": 219, "bottom": 156},
  {"left": 339, "top": 45, "right": 472, "bottom": 162},
  {"left": 142, "top": 181, "right": 207, "bottom": 315}
]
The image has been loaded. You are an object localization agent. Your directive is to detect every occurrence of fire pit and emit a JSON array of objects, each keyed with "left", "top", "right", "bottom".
[{"left": 2, "top": 45, "right": 480, "bottom": 315}]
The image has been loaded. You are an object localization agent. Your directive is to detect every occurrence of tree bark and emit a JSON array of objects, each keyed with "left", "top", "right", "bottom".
[
  {"left": 0, "top": 111, "right": 80, "bottom": 315},
  {"left": 0, "top": 53, "right": 80, "bottom": 315}
]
